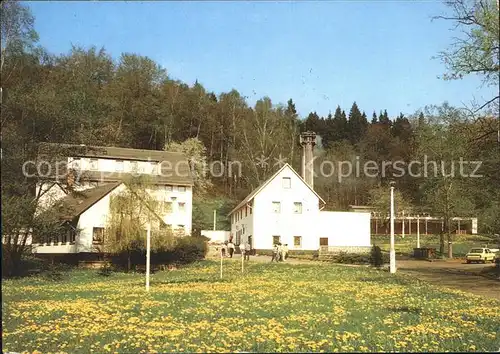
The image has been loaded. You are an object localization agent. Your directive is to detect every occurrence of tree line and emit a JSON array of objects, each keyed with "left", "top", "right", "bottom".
[{"left": 1, "top": 0, "right": 499, "bottom": 248}]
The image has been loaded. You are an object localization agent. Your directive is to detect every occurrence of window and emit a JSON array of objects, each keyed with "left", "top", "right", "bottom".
[
  {"left": 115, "top": 160, "right": 124, "bottom": 172},
  {"left": 272, "top": 201, "right": 281, "bottom": 213},
  {"left": 89, "top": 158, "right": 98, "bottom": 171},
  {"left": 236, "top": 233, "right": 241, "bottom": 245},
  {"left": 93, "top": 227, "right": 105, "bottom": 245},
  {"left": 294, "top": 236, "right": 302, "bottom": 247},
  {"left": 166, "top": 185, "right": 173, "bottom": 192},
  {"left": 163, "top": 202, "right": 173, "bottom": 213},
  {"left": 294, "top": 202, "right": 303, "bottom": 214},
  {"left": 178, "top": 202, "right": 186, "bottom": 212},
  {"left": 177, "top": 186, "right": 186, "bottom": 192},
  {"left": 71, "top": 157, "right": 81, "bottom": 170},
  {"left": 320, "top": 237, "right": 329, "bottom": 246},
  {"left": 282, "top": 177, "right": 291, "bottom": 189},
  {"left": 272, "top": 235, "right": 281, "bottom": 245},
  {"left": 245, "top": 206, "right": 248, "bottom": 217},
  {"left": 250, "top": 205, "right": 252, "bottom": 215}
]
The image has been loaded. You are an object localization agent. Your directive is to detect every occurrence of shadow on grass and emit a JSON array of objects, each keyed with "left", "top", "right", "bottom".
[
  {"left": 388, "top": 306, "right": 422, "bottom": 315},
  {"left": 150, "top": 277, "right": 232, "bottom": 285}
]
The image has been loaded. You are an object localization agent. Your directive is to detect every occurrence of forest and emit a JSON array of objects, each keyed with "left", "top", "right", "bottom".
[{"left": 1, "top": 0, "right": 499, "bottom": 238}]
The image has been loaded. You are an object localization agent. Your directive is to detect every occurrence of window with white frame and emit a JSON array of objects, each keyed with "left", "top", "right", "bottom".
[
  {"left": 294, "top": 202, "right": 303, "bottom": 214},
  {"left": 294, "top": 236, "right": 302, "bottom": 247},
  {"left": 166, "top": 185, "right": 173, "bottom": 192},
  {"left": 178, "top": 202, "right": 186, "bottom": 212},
  {"left": 71, "top": 157, "right": 81, "bottom": 170},
  {"left": 282, "top": 177, "right": 291, "bottom": 189},
  {"left": 89, "top": 158, "right": 98, "bottom": 171},
  {"left": 177, "top": 186, "right": 186, "bottom": 192},
  {"left": 272, "top": 235, "right": 281, "bottom": 245},
  {"left": 272, "top": 201, "right": 281, "bottom": 213}
]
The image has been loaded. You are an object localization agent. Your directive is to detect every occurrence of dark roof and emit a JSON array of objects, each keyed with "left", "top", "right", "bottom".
[
  {"left": 228, "top": 163, "right": 325, "bottom": 216},
  {"left": 37, "top": 142, "right": 193, "bottom": 186},
  {"left": 56, "top": 182, "right": 122, "bottom": 221}
]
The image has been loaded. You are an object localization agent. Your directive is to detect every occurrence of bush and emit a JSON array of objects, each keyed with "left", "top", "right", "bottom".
[
  {"left": 97, "top": 262, "right": 113, "bottom": 276},
  {"left": 42, "top": 264, "right": 69, "bottom": 282},
  {"left": 170, "top": 236, "right": 208, "bottom": 264},
  {"left": 319, "top": 251, "right": 389, "bottom": 265},
  {"left": 370, "top": 245, "right": 384, "bottom": 267}
]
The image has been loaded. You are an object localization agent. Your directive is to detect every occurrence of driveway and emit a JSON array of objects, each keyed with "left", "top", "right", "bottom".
[{"left": 396, "top": 259, "right": 500, "bottom": 300}]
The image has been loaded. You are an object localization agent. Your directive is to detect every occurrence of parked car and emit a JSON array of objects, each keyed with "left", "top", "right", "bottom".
[{"left": 465, "top": 248, "right": 497, "bottom": 264}]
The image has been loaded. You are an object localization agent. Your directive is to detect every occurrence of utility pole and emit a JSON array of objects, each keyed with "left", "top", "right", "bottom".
[
  {"left": 390, "top": 181, "right": 396, "bottom": 274},
  {"left": 213, "top": 210, "right": 217, "bottom": 231}
]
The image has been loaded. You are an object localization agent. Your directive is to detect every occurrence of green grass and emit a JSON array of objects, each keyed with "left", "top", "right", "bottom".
[
  {"left": 2, "top": 260, "right": 499, "bottom": 353},
  {"left": 372, "top": 234, "right": 498, "bottom": 257}
]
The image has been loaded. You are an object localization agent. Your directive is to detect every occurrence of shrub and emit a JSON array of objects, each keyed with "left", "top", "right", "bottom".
[
  {"left": 171, "top": 236, "right": 208, "bottom": 264},
  {"left": 319, "top": 251, "right": 389, "bottom": 265},
  {"left": 42, "top": 264, "right": 68, "bottom": 282},
  {"left": 97, "top": 262, "right": 113, "bottom": 276},
  {"left": 370, "top": 245, "right": 384, "bottom": 267}
]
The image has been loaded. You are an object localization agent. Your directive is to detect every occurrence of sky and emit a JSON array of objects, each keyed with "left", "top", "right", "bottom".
[{"left": 26, "top": 0, "right": 496, "bottom": 118}]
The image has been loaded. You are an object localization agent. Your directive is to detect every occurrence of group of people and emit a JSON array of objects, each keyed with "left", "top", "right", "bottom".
[
  {"left": 220, "top": 240, "right": 252, "bottom": 260},
  {"left": 271, "top": 243, "right": 288, "bottom": 262}
]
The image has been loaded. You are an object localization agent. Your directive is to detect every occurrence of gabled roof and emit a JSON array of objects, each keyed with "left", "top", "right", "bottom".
[
  {"left": 37, "top": 142, "right": 194, "bottom": 186},
  {"left": 55, "top": 183, "right": 122, "bottom": 221},
  {"left": 228, "top": 163, "right": 325, "bottom": 216}
]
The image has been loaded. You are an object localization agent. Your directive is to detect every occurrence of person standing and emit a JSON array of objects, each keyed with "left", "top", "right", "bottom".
[
  {"left": 228, "top": 240, "right": 235, "bottom": 258},
  {"left": 271, "top": 243, "right": 279, "bottom": 262},
  {"left": 283, "top": 244, "right": 289, "bottom": 261},
  {"left": 244, "top": 241, "right": 251, "bottom": 261}
]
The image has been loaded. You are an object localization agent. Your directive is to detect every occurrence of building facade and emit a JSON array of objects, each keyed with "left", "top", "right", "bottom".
[{"left": 32, "top": 143, "right": 194, "bottom": 255}]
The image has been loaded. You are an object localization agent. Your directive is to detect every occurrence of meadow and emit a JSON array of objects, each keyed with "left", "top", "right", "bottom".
[{"left": 2, "top": 260, "right": 499, "bottom": 353}]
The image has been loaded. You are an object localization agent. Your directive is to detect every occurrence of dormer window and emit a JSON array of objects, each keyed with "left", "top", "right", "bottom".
[{"left": 282, "top": 177, "right": 291, "bottom": 189}]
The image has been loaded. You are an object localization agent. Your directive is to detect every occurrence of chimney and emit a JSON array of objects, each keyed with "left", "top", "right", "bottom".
[{"left": 300, "top": 131, "right": 316, "bottom": 189}]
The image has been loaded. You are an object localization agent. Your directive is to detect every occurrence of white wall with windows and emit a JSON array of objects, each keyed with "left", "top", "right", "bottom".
[
  {"left": 252, "top": 165, "right": 320, "bottom": 251},
  {"left": 68, "top": 157, "right": 159, "bottom": 175}
]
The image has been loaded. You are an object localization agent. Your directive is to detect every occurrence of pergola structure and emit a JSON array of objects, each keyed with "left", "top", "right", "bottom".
[{"left": 349, "top": 206, "right": 478, "bottom": 235}]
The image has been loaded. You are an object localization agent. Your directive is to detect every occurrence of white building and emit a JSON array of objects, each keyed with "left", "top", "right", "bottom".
[
  {"left": 229, "top": 132, "right": 371, "bottom": 253},
  {"left": 32, "top": 143, "right": 193, "bottom": 256}
]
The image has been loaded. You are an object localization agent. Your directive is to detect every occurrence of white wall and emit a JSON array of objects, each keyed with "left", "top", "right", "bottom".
[
  {"left": 317, "top": 211, "right": 371, "bottom": 247},
  {"left": 230, "top": 203, "right": 254, "bottom": 247},
  {"left": 252, "top": 166, "right": 320, "bottom": 251},
  {"left": 201, "top": 230, "right": 230, "bottom": 243},
  {"left": 69, "top": 157, "right": 158, "bottom": 175}
]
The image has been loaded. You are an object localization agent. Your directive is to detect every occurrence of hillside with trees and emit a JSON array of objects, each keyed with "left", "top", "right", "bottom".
[{"left": 1, "top": 0, "right": 499, "bottom": 241}]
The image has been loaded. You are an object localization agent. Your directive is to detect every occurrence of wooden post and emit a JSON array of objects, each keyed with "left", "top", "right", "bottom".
[
  {"left": 213, "top": 210, "right": 217, "bottom": 231},
  {"left": 241, "top": 249, "right": 244, "bottom": 273},
  {"left": 425, "top": 217, "right": 428, "bottom": 235},
  {"left": 409, "top": 216, "right": 412, "bottom": 235},
  {"left": 220, "top": 248, "right": 223, "bottom": 279},
  {"left": 417, "top": 215, "right": 420, "bottom": 248},
  {"left": 146, "top": 222, "right": 151, "bottom": 292},
  {"left": 402, "top": 210, "right": 405, "bottom": 238}
]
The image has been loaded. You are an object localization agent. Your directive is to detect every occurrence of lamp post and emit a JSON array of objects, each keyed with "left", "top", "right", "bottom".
[{"left": 390, "top": 181, "right": 396, "bottom": 274}]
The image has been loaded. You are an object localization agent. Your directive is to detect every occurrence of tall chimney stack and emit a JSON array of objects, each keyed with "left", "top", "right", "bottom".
[{"left": 300, "top": 131, "right": 316, "bottom": 189}]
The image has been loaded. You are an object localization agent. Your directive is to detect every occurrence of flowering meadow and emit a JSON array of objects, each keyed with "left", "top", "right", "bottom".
[{"left": 2, "top": 260, "right": 499, "bottom": 353}]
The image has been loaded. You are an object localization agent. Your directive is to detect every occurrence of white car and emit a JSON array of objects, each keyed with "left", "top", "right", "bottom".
[{"left": 465, "top": 248, "right": 497, "bottom": 264}]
